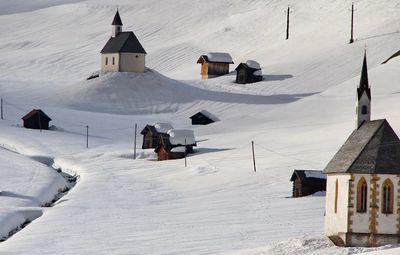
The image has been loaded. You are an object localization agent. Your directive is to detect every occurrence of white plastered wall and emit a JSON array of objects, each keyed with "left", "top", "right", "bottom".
[
  {"left": 356, "top": 92, "right": 371, "bottom": 128},
  {"left": 101, "top": 53, "right": 120, "bottom": 72},
  {"left": 376, "top": 174, "right": 399, "bottom": 234},
  {"left": 351, "top": 174, "right": 371, "bottom": 233},
  {"left": 120, "top": 53, "right": 145, "bottom": 73},
  {"left": 325, "top": 174, "right": 351, "bottom": 237}
]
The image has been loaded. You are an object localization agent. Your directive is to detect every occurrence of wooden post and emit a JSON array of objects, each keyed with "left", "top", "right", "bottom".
[
  {"left": 349, "top": 3, "right": 355, "bottom": 43},
  {"left": 86, "top": 125, "right": 89, "bottom": 148},
  {"left": 134, "top": 123, "right": 137, "bottom": 160},
  {"left": 0, "top": 98, "right": 3, "bottom": 120},
  {"left": 252, "top": 141, "right": 257, "bottom": 172},
  {"left": 184, "top": 138, "right": 187, "bottom": 168},
  {"left": 286, "top": 5, "right": 290, "bottom": 40},
  {"left": 38, "top": 111, "right": 42, "bottom": 132}
]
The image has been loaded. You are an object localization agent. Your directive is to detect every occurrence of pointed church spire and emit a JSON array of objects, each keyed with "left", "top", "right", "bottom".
[
  {"left": 112, "top": 10, "right": 123, "bottom": 26},
  {"left": 356, "top": 51, "right": 371, "bottom": 129},
  {"left": 111, "top": 10, "right": 123, "bottom": 37},
  {"left": 357, "top": 51, "right": 371, "bottom": 100}
]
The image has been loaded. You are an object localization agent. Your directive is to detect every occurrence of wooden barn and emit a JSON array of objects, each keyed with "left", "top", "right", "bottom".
[
  {"left": 290, "top": 170, "right": 326, "bottom": 197},
  {"left": 197, "top": 52, "right": 234, "bottom": 79},
  {"left": 140, "top": 122, "right": 173, "bottom": 149},
  {"left": 190, "top": 110, "right": 219, "bottom": 125},
  {"left": 235, "top": 60, "right": 263, "bottom": 84},
  {"left": 22, "top": 109, "right": 52, "bottom": 130},
  {"left": 155, "top": 129, "right": 196, "bottom": 161}
]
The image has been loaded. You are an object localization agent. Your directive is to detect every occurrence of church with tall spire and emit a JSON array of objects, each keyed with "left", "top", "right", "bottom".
[
  {"left": 100, "top": 10, "right": 147, "bottom": 73},
  {"left": 323, "top": 53, "right": 400, "bottom": 247}
]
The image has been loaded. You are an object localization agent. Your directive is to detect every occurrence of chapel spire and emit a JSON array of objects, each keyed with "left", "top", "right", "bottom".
[
  {"left": 111, "top": 10, "right": 123, "bottom": 37},
  {"left": 356, "top": 51, "right": 371, "bottom": 129}
]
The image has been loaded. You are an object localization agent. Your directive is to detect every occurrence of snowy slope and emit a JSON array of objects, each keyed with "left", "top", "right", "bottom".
[{"left": 1, "top": 0, "right": 400, "bottom": 254}]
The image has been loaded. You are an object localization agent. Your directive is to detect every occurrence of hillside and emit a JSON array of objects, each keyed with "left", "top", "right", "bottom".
[{"left": 1, "top": 0, "right": 400, "bottom": 254}]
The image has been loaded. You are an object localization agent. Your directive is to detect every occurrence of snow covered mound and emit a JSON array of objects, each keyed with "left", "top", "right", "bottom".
[{"left": 246, "top": 60, "right": 261, "bottom": 70}]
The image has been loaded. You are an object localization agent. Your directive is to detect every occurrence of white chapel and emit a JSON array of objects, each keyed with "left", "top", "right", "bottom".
[
  {"left": 324, "top": 52, "right": 400, "bottom": 247},
  {"left": 100, "top": 10, "right": 147, "bottom": 73}
]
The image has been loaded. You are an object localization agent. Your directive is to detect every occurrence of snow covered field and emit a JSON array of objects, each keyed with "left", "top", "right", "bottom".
[{"left": 1, "top": 0, "right": 400, "bottom": 254}]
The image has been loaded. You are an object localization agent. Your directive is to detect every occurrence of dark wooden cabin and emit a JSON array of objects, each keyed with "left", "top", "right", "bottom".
[
  {"left": 235, "top": 61, "right": 263, "bottom": 84},
  {"left": 154, "top": 130, "right": 196, "bottom": 161},
  {"left": 290, "top": 170, "right": 326, "bottom": 197},
  {"left": 140, "top": 123, "right": 173, "bottom": 149},
  {"left": 197, "top": 52, "right": 234, "bottom": 79},
  {"left": 190, "top": 110, "right": 219, "bottom": 125},
  {"left": 22, "top": 109, "right": 52, "bottom": 130}
]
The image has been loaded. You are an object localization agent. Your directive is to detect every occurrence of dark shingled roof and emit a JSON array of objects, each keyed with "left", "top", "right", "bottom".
[
  {"left": 357, "top": 52, "right": 371, "bottom": 100},
  {"left": 22, "top": 109, "right": 52, "bottom": 121},
  {"left": 324, "top": 119, "right": 400, "bottom": 174},
  {"left": 290, "top": 170, "right": 326, "bottom": 182},
  {"left": 112, "top": 10, "right": 123, "bottom": 26},
  {"left": 101, "top": 32, "right": 146, "bottom": 54}
]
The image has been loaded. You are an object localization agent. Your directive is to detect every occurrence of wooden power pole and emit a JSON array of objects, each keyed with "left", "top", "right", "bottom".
[
  {"left": 1, "top": 98, "right": 3, "bottom": 120},
  {"left": 251, "top": 141, "right": 257, "bottom": 172},
  {"left": 285, "top": 5, "right": 291, "bottom": 40},
  {"left": 349, "top": 3, "right": 355, "bottom": 44},
  {"left": 86, "top": 125, "right": 89, "bottom": 148},
  {"left": 134, "top": 123, "right": 137, "bottom": 160}
]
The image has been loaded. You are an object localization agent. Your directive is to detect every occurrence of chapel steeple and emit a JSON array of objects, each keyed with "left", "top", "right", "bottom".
[
  {"left": 111, "top": 10, "right": 123, "bottom": 38},
  {"left": 356, "top": 52, "right": 371, "bottom": 129}
]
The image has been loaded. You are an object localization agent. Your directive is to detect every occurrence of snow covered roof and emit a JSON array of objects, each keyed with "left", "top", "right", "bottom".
[
  {"left": 168, "top": 129, "right": 196, "bottom": 146},
  {"left": 153, "top": 122, "right": 174, "bottom": 133},
  {"left": 290, "top": 170, "right": 326, "bottom": 182},
  {"left": 245, "top": 60, "right": 261, "bottom": 70},
  {"left": 170, "top": 146, "right": 187, "bottom": 153},
  {"left": 190, "top": 110, "right": 219, "bottom": 122},
  {"left": 197, "top": 52, "right": 234, "bottom": 64}
]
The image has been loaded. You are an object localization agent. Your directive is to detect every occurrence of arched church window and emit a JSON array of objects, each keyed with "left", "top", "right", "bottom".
[
  {"left": 382, "top": 179, "right": 394, "bottom": 214},
  {"left": 105, "top": 57, "right": 108, "bottom": 65},
  {"left": 357, "top": 178, "right": 368, "bottom": 212},
  {"left": 112, "top": 57, "right": 115, "bottom": 65},
  {"left": 362, "top": 105, "right": 367, "bottom": 114},
  {"left": 335, "top": 179, "right": 338, "bottom": 213}
]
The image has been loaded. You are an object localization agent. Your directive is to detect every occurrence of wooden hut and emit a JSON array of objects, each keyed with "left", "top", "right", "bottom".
[
  {"left": 197, "top": 52, "right": 234, "bottom": 79},
  {"left": 290, "top": 170, "right": 326, "bottom": 197},
  {"left": 190, "top": 110, "right": 219, "bottom": 125},
  {"left": 22, "top": 109, "right": 52, "bottom": 130},
  {"left": 140, "top": 122, "right": 173, "bottom": 149},
  {"left": 235, "top": 60, "right": 263, "bottom": 84},
  {"left": 155, "top": 129, "right": 196, "bottom": 161}
]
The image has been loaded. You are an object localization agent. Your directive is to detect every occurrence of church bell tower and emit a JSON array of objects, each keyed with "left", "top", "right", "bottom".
[
  {"left": 111, "top": 10, "right": 123, "bottom": 37},
  {"left": 356, "top": 52, "right": 371, "bottom": 129}
]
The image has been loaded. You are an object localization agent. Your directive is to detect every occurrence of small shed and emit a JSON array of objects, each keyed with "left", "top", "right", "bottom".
[
  {"left": 140, "top": 122, "right": 173, "bottom": 149},
  {"left": 197, "top": 52, "right": 234, "bottom": 79},
  {"left": 22, "top": 109, "right": 52, "bottom": 130},
  {"left": 155, "top": 129, "right": 197, "bottom": 161},
  {"left": 190, "top": 110, "right": 219, "bottom": 125},
  {"left": 235, "top": 60, "right": 263, "bottom": 84},
  {"left": 290, "top": 170, "right": 326, "bottom": 197}
]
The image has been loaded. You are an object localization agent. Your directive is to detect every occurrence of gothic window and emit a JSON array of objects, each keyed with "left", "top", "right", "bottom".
[
  {"left": 334, "top": 179, "right": 338, "bottom": 213},
  {"left": 362, "top": 105, "right": 367, "bottom": 115},
  {"left": 357, "top": 178, "right": 368, "bottom": 213},
  {"left": 105, "top": 57, "right": 108, "bottom": 65},
  {"left": 382, "top": 179, "right": 394, "bottom": 214},
  {"left": 112, "top": 57, "right": 115, "bottom": 65}
]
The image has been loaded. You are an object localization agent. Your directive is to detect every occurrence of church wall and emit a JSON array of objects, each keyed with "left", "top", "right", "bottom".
[
  {"left": 376, "top": 174, "right": 399, "bottom": 235},
  {"left": 325, "top": 174, "right": 351, "bottom": 238},
  {"left": 351, "top": 174, "right": 371, "bottom": 234},
  {"left": 101, "top": 53, "right": 120, "bottom": 72},
  {"left": 120, "top": 53, "right": 145, "bottom": 73}
]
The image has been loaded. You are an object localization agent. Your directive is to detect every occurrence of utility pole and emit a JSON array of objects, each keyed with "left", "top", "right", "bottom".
[
  {"left": 134, "top": 123, "right": 137, "bottom": 160},
  {"left": 349, "top": 3, "right": 355, "bottom": 44},
  {"left": 1, "top": 98, "right": 3, "bottom": 120},
  {"left": 251, "top": 141, "right": 257, "bottom": 172},
  {"left": 184, "top": 138, "right": 187, "bottom": 168},
  {"left": 86, "top": 125, "right": 89, "bottom": 148},
  {"left": 285, "top": 5, "right": 291, "bottom": 40}
]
